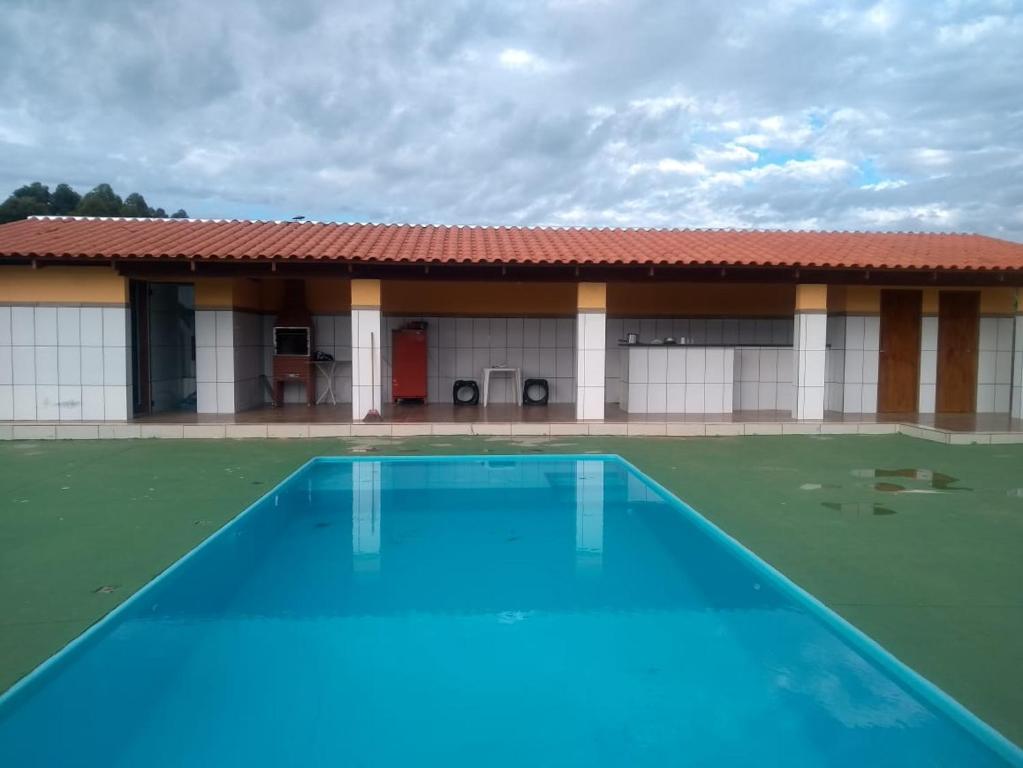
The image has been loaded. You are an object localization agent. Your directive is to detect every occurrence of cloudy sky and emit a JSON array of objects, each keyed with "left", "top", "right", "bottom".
[{"left": 1, "top": 0, "right": 1022, "bottom": 239}]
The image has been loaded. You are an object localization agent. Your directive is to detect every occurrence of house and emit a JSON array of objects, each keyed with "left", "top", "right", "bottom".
[{"left": 1, "top": 216, "right": 1021, "bottom": 432}]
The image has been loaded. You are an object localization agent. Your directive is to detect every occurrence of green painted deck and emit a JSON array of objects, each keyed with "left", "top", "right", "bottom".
[{"left": 1, "top": 435, "right": 1021, "bottom": 745}]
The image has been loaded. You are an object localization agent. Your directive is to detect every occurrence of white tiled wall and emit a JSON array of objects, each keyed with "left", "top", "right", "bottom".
[
  {"left": 576, "top": 311, "right": 605, "bottom": 419},
  {"left": 793, "top": 312, "right": 827, "bottom": 419},
  {"left": 918, "top": 315, "right": 938, "bottom": 414},
  {"left": 836, "top": 315, "right": 880, "bottom": 414},
  {"left": 0, "top": 304, "right": 130, "bottom": 421},
  {"left": 196, "top": 309, "right": 264, "bottom": 414},
  {"left": 825, "top": 315, "right": 846, "bottom": 412},
  {"left": 380, "top": 316, "right": 577, "bottom": 405},
  {"left": 621, "top": 346, "right": 735, "bottom": 413},
  {"left": 604, "top": 317, "right": 793, "bottom": 404},
  {"left": 351, "top": 308, "right": 382, "bottom": 420},
  {"left": 1012, "top": 315, "right": 1023, "bottom": 420},
  {"left": 734, "top": 347, "right": 794, "bottom": 412},
  {"left": 976, "top": 316, "right": 1014, "bottom": 413}
]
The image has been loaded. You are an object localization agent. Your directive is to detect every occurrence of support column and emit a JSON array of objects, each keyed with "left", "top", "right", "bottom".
[
  {"left": 1012, "top": 291, "right": 1023, "bottom": 419},
  {"left": 792, "top": 284, "right": 827, "bottom": 420},
  {"left": 575, "top": 282, "right": 606, "bottom": 420},
  {"left": 351, "top": 279, "right": 382, "bottom": 420},
  {"left": 918, "top": 289, "right": 939, "bottom": 414}
]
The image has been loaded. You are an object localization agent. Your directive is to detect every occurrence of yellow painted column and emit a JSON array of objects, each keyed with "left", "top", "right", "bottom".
[
  {"left": 576, "top": 282, "right": 607, "bottom": 420},
  {"left": 351, "top": 279, "right": 382, "bottom": 419}
]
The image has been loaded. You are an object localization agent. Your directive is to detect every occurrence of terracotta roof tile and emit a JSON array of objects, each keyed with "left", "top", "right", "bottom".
[{"left": 0, "top": 216, "right": 1021, "bottom": 272}]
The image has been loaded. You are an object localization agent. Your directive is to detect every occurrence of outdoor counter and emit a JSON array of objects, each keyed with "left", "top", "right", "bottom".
[{"left": 619, "top": 344, "right": 736, "bottom": 414}]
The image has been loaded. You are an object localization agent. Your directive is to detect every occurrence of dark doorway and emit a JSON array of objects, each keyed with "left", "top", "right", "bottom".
[
  {"left": 936, "top": 292, "right": 980, "bottom": 413},
  {"left": 877, "top": 290, "right": 922, "bottom": 413},
  {"left": 130, "top": 281, "right": 196, "bottom": 416}
]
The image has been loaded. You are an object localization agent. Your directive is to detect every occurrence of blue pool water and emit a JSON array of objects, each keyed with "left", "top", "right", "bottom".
[{"left": 0, "top": 456, "right": 1019, "bottom": 766}]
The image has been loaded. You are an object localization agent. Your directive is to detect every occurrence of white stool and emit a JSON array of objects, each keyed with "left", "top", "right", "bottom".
[
  {"left": 314, "top": 360, "right": 338, "bottom": 405},
  {"left": 482, "top": 367, "right": 522, "bottom": 407}
]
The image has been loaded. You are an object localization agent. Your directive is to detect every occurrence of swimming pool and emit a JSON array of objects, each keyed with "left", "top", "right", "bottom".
[{"left": 0, "top": 455, "right": 1019, "bottom": 766}]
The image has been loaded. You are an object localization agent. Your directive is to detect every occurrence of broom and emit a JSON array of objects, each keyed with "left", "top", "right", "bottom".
[{"left": 363, "top": 331, "right": 383, "bottom": 423}]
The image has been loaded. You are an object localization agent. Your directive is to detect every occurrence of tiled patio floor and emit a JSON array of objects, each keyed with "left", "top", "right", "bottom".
[{"left": 3, "top": 403, "right": 1021, "bottom": 442}]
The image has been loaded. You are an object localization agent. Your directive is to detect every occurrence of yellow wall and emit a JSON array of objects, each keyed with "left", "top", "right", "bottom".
[
  {"left": 828, "top": 285, "right": 1017, "bottom": 315},
  {"left": 577, "top": 282, "right": 607, "bottom": 311},
  {"left": 0, "top": 266, "right": 128, "bottom": 305},
  {"left": 607, "top": 282, "right": 795, "bottom": 317}
]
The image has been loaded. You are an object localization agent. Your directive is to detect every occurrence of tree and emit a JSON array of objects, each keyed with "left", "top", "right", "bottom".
[
  {"left": 12, "top": 182, "right": 50, "bottom": 205},
  {"left": 121, "top": 192, "right": 153, "bottom": 217},
  {"left": 0, "top": 193, "right": 49, "bottom": 224},
  {"left": 170, "top": 209, "right": 189, "bottom": 219},
  {"left": 74, "top": 184, "right": 123, "bottom": 217},
  {"left": 50, "top": 183, "right": 81, "bottom": 215}
]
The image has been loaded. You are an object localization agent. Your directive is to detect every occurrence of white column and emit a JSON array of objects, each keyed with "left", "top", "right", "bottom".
[
  {"left": 1012, "top": 311, "right": 1023, "bottom": 420},
  {"left": 575, "top": 283, "right": 606, "bottom": 420},
  {"left": 352, "top": 460, "right": 381, "bottom": 574},
  {"left": 195, "top": 309, "right": 235, "bottom": 414},
  {"left": 792, "top": 285, "right": 826, "bottom": 420},
  {"left": 918, "top": 311, "right": 939, "bottom": 414},
  {"left": 575, "top": 459, "right": 604, "bottom": 572},
  {"left": 350, "top": 280, "right": 382, "bottom": 420}
]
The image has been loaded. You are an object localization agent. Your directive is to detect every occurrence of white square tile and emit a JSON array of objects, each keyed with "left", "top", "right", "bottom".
[
  {"left": 861, "top": 384, "right": 878, "bottom": 413},
  {"left": 684, "top": 382, "right": 705, "bottom": 412},
  {"left": 216, "top": 383, "right": 235, "bottom": 413},
  {"left": 918, "top": 384, "right": 936, "bottom": 414},
  {"left": 777, "top": 383, "right": 795, "bottom": 412},
  {"left": 996, "top": 318, "right": 1014, "bottom": 352},
  {"left": 0, "top": 385, "right": 11, "bottom": 419},
  {"left": 627, "top": 384, "right": 647, "bottom": 413},
  {"left": 195, "top": 347, "right": 217, "bottom": 383},
  {"left": 81, "top": 385, "right": 105, "bottom": 419},
  {"left": 686, "top": 348, "right": 705, "bottom": 381},
  {"left": 34, "top": 307, "right": 58, "bottom": 345},
  {"left": 666, "top": 348, "right": 684, "bottom": 381},
  {"left": 104, "top": 385, "right": 129, "bottom": 420},
  {"left": 640, "top": 318, "right": 657, "bottom": 341},
  {"left": 666, "top": 383, "right": 685, "bottom": 411},
  {"left": 57, "top": 385, "right": 83, "bottom": 420},
  {"left": 538, "top": 318, "right": 557, "bottom": 348},
  {"left": 978, "top": 317, "right": 998, "bottom": 351},
  {"left": 58, "top": 346, "right": 81, "bottom": 385},
  {"left": 36, "top": 384, "right": 59, "bottom": 420},
  {"left": 582, "top": 349, "right": 604, "bottom": 388},
  {"left": 654, "top": 318, "right": 673, "bottom": 340},
  {"left": 647, "top": 383, "right": 667, "bottom": 413},
  {"left": 11, "top": 307, "right": 35, "bottom": 346},
  {"left": 489, "top": 318, "right": 508, "bottom": 346},
  {"left": 863, "top": 316, "right": 880, "bottom": 350},
  {"left": 844, "top": 316, "right": 865, "bottom": 350},
  {"left": 216, "top": 347, "right": 235, "bottom": 383},
  {"left": 919, "top": 350, "right": 937, "bottom": 385},
  {"left": 557, "top": 318, "right": 575, "bottom": 348},
  {"left": 704, "top": 382, "right": 725, "bottom": 413},
  {"left": 471, "top": 318, "right": 489, "bottom": 347},
  {"left": 0, "top": 346, "right": 10, "bottom": 386},
  {"left": 977, "top": 350, "right": 996, "bottom": 385},
  {"left": 556, "top": 348, "right": 575, "bottom": 378},
  {"left": 79, "top": 307, "right": 104, "bottom": 346},
  {"left": 313, "top": 315, "right": 334, "bottom": 346},
  {"left": 759, "top": 381, "right": 778, "bottom": 410},
  {"left": 862, "top": 351, "right": 879, "bottom": 385},
  {"left": 473, "top": 348, "right": 492, "bottom": 377},
  {"left": 976, "top": 384, "right": 995, "bottom": 412},
  {"left": 720, "top": 319, "right": 738, "bottom": 345},
  {"left": 0, "top": 307, "right": 10, "bottom": 346},
  {"left": 12, "top": 347, "right": 35, "bottom": 385},
  {"left": 921, "top": 316, "right": 938, "bottom": 351},
  {"left": 103, "top": 346, "right": 127, "bottom": 385},
  {"left": 739, "top": 380, "right": 758, "bottom": 410},
  {"left": 844, "top": 350, "right": 864, "bottom": 383},
  {"left": 705, "top": 348, "right": 725, "bottom": 383},
  {"left": 35, "top": 347, "right": 59, "bottom": 385},
  {"left": 13, "top": 384, "right": 36, "bottom": 419},
  {"left": 628, "top": 349, "right": 648, "bottom": 384},
  {"left": 194, "top": 310, "right": 216, "bottom": 348},
  {"left": 102, "top": 307, "right": 127, "bottom": 347},
  {"left": 215, "top": 311, "right": 234, "bottom": 348},
  {"left": 647, "top": 348, "right": 667, "bottom": 384},
  {"left": 196, "top": 382, "right": 218, "bottom": 413},
  {"left": 995, "top": 351, "right": 1012, "bottom": 385},
  {"left": 843, "top": 383, "right": 863, "bottom": 413},
  {"left": 993, "top": 384, "right": 1011, "bottom": 413},
  {"left": 736, "top": 348, "right": 758, "bottom": 382},
  {"left": 57, "top": 307, "right": 80, "bottom": 346}
]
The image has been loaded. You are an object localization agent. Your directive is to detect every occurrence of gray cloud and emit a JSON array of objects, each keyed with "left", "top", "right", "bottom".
[{"left": 1, "top": 0, "right": 1021, "bottom": 240}]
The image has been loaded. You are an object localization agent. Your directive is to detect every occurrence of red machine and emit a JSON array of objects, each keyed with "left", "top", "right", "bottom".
[{"left": 391, "top": 326, "right": 428, "bottom": 402}]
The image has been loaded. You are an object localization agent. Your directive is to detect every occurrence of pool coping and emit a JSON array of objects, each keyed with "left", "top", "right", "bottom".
[{"left": 1, "top": 453, "right": 1021, "bottom": 765}]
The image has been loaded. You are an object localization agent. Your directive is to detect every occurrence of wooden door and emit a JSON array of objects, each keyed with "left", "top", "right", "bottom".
[
  {"left": 877, "top": 290, "right": 922, "bottom": 413},
  {"left": 936, "top": 292, "right": 979, "bottom": 413}
]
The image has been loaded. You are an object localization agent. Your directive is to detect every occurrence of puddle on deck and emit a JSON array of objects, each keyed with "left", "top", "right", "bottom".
[
  {"left": 851, "top": 468, "right": 971, "bottom": 493},
  {"left": 822, "top": 502, "right": 896, "bottom": 516}
]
